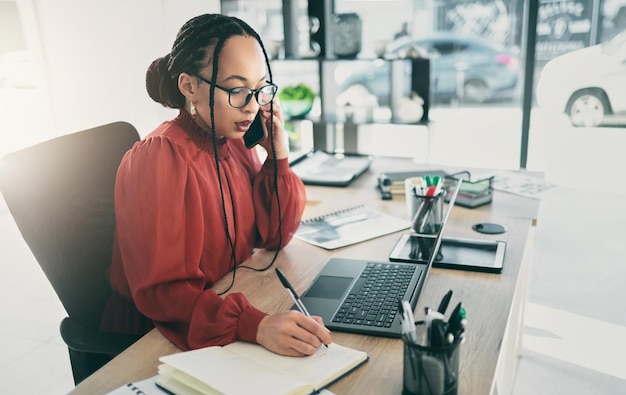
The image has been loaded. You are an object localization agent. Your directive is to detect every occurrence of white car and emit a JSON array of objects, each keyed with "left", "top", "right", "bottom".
[{"left": 536, "top": 31, "right": 626, "bottom": 127}]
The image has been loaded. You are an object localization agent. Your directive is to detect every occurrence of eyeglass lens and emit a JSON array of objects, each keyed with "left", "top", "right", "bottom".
[{"left": 229, "top": 85, "right": 277, "bottom": 108}]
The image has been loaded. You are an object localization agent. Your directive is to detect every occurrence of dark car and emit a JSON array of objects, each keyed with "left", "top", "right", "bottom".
[{"left": 336, "top": 33, "right": 520, "bottom": 105}]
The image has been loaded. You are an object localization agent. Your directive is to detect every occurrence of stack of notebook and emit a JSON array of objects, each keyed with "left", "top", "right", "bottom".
[{"left": 445, "top": 175, "right": 493, "bottom": 208}]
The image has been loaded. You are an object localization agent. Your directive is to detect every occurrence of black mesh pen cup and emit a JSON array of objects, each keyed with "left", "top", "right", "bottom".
[
  {"left": 402, "top": 332, "right": 461, "bottom": 395},
  {"left": 405, "top": 179, "right": 446, "bottom": 235}
]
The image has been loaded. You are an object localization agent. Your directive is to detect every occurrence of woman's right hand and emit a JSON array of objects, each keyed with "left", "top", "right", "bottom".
[{"left": 256, "top": 311, "right": 332, "bottom": 356}]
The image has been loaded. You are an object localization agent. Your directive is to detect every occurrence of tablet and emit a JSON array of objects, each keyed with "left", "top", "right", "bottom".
[{"left": 389, "top": 234, "right": 506, "bottom": 273}]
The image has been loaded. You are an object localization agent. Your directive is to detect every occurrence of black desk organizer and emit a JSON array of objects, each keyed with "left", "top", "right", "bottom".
[
  {"left": 403, "top": 322, "right": 461, "bottom": 395},
  {"left": 443, "top": 171, "right": 494, "bottom": 209}
]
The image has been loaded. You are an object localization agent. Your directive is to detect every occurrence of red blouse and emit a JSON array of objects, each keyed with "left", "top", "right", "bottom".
[{"left": 101, "top": 110, "right": 306, "bottom": 350}]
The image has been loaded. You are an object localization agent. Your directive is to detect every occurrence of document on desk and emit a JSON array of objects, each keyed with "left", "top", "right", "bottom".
[
  {"left": 477, "top": 170, "right": 556, "bottom": 199},
  {"left": 155, "top": 341, "right": 368, "bottom": 395},
  {"left": 295, "top": 205, "right": 409, "bottom": 250},
  {"left": 107, "top": 375, "right": 162, "bottom": 394}
]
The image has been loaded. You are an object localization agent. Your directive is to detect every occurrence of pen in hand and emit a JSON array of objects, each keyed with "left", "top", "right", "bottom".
[{"left": 275, "top": 268, "right": 328, "bottom": 348}]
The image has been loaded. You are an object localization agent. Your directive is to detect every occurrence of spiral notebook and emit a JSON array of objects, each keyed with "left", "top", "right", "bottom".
[{"left": 294, "top": 205, "right": 409, "bottom": 250}]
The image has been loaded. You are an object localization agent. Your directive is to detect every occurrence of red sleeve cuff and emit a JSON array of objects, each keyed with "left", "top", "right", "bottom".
[{"left": 236, "top": 305, "right": 268, "bottom": 343}]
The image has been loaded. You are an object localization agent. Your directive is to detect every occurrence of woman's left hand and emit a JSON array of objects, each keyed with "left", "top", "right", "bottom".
[{"left": 258, "top": 100, "right": 289, "bottom": 160}]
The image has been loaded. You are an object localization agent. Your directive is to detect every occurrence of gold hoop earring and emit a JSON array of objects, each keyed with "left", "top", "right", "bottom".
[{"left": 190, "top": 102, "right": 197, "bottom": 120}]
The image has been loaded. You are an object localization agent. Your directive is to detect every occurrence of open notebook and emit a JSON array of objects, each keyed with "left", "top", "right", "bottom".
[
  {"left": 294, "top": 205, "right": 409, "bottom": 250},
  {"left": 299, "top": 179, "right": 462, "bottom": 338},
  {"left": 155, "top": 341, "right": 368, "bottom": 395}
]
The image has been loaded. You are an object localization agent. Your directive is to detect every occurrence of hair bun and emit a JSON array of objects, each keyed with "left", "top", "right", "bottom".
[{"left": 146, "top": 54, "right": 184, "bottom": 108}]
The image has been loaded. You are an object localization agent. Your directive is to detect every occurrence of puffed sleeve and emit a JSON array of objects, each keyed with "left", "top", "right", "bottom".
[
  {"left": 253, "top": 158, "right": 307, "bottom": 250},
  {"left": 114, "top": 136, "right": 266, "bottom": 350}
]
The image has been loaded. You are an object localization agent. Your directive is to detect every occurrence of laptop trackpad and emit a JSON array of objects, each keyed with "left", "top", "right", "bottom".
[
  {"left": 304, "top": 276, "right": 353, "bottom": 300},
  {"left": 301, "top": 275, "right": 354, "bottom": 318}
]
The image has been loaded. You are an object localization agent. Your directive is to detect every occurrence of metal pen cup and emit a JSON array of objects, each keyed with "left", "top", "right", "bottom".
[
  {"left": 408, "top": 188, "right": 445, "bottom": 234},
  {"left": 403, "top": 339, "right": 460, "bottom": 395},
  {"left": 402, "top": 322, "right": 461, "bottom": 395}
]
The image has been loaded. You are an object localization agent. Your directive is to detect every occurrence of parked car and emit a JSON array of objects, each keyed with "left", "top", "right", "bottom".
[
  {"left": 535, "top": 31, "right": 626, "bottom": 127},
  {"left": 335, "top": 33, "right": 520, "bottom": 105}
]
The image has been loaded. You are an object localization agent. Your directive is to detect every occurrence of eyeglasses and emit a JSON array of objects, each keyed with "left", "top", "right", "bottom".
[{"left": 194, "top": 75, "right": 278, "bottom": 108}]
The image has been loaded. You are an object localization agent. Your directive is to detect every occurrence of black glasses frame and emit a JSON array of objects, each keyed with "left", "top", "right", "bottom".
[{"left": 194, "top": 75, "right": 278, "bottom": 108}]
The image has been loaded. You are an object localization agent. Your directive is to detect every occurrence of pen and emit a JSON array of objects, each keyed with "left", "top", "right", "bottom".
[
  {"left": 437, "top": 290, "right": 453, "bottom": 315},
  {"left": 275, "top": 268, "right": 328, "bottom": 348},
  {"left": 399, "top": 300, "right": 419, "bottom": 382},
  {"left": 457, "top": 307, "right": 467, "bottom": 342},
  {"left": 399, "top": 300, "right": 418, "bottom": 343},
  {"left": 429, "top": 318, "right": 447, "bottom": 348},
  {"left": 446, "top": 302, "right": 465, "bottom": 343},
  {"left": 411, "top": 200, "right": 429, "bottom": 232},
  {"left": 424, "top": 307, "right": 445, "bottom": 346},
  {"left": 432, "top": 175, "right": 441, "bottom": 188}
]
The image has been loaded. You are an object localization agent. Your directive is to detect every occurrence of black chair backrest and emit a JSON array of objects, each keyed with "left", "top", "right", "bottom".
[{"left": 0, "top": 122, "right": 140, "bottom": 329}]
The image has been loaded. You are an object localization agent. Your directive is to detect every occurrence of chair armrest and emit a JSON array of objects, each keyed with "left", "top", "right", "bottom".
[{"left": 60, "top": 317, "right": 142, "bottom": 355}]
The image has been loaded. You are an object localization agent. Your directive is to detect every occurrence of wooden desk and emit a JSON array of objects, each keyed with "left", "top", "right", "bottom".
[{"left": 71, "top": 157, "right": 538, "bottom": 395}]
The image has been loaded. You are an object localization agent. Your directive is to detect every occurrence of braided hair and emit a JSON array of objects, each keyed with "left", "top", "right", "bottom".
[
  {"left": 146, "top": 14, "right": 283, "bottom": 294},
  {"left": 146, "top": 14, "right": 273, "bottom": 109}
]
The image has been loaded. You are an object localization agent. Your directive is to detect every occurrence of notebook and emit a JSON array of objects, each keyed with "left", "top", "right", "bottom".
[
  {"left": 299, "top": 179, "right": 462, "bottom": 338},
  {"left": 290, "top": 150, "right": 373, "bottom": 187},
  {"left": 155, "top": 341, "right": 368, "bottom": 395},
  {"left": 294, "top": 205, "right": 409, "bottom": 250}
]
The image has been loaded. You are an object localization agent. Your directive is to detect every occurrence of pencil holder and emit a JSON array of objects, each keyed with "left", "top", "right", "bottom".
[
  {"left": 402, "top": 334, "right": 461, "bottom": 395},
  {"left": 408, "top": 189, "right": 446, "bottom": 235}
]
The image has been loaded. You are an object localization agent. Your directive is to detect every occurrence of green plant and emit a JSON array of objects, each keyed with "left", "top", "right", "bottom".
[{"left": 278, "top": 83, "right": 316, "bottom": 102}]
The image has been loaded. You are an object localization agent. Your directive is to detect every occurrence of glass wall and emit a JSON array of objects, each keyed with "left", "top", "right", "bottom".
[
  {"left": 220, "top": 0, "right": 527, "bottom": 166},
  {"left": 221, "top": 0, "right": 626, "bottom": 192},
  {"left": 529, "top": 0, "right": 626, "bottom": 193}
]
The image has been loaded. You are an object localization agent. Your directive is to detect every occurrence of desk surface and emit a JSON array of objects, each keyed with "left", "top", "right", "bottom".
[{"left": 71, "top": 157, "right": 539, "bottom": 395}]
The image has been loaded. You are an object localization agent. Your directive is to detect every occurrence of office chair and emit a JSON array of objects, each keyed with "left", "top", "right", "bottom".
[{"left": 0, "top": 122, "right": 143, "bottom": 385}]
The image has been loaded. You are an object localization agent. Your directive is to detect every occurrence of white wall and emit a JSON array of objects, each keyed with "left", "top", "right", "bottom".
[{"left": 30, "top": 0, "right": 220, "bottom": 138}]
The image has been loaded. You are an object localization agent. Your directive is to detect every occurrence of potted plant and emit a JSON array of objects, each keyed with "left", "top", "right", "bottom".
[{"left": 278, "top": 83, "right": 316, "bottom": 119}]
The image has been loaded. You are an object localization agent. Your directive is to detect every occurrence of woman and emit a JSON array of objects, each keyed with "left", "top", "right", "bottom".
[{"left": 100, "top": 14, "right": 331, "bottom": 357}]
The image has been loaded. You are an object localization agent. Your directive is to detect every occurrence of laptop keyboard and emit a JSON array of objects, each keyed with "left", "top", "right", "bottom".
[{"left": 331, "top": 262, "right": 418, "bottom": 328}]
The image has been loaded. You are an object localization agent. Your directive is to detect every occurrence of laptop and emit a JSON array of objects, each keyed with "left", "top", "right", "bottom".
[
  {"left": 290, "top": 150, "right": 373, "bottom": 187},
  {"left": 299, "top": 179, "right": 462, "bottom": 338}
]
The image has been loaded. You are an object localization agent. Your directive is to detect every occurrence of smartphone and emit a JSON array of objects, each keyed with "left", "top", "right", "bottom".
[
  {"left": 389, "top": 234, "right": 506, "bottom": 273},
  {"left": 244, "top": 112, "right": 265, "bottom": 149}
]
